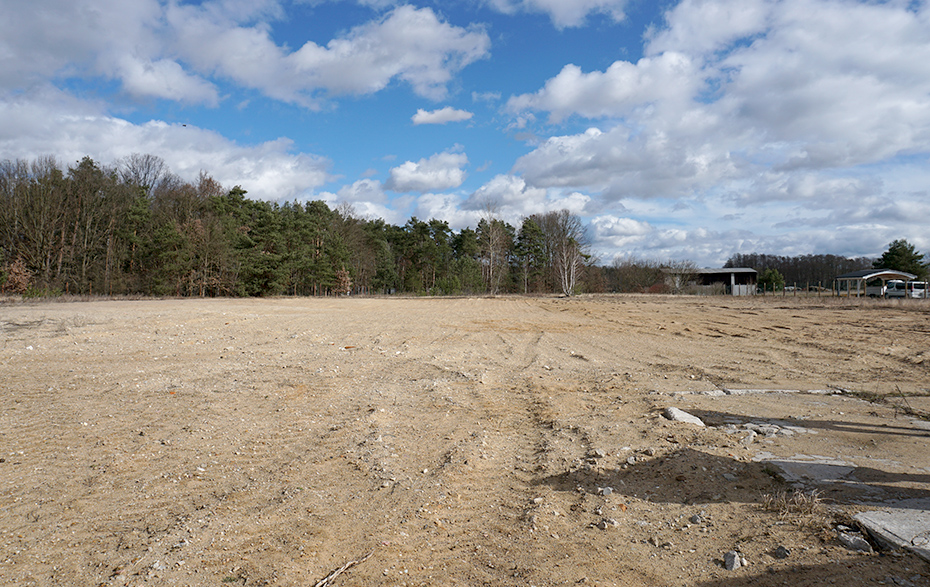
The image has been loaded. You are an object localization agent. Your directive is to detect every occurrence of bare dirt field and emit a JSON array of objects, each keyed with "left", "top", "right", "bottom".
[{"left": 2, "top": 294, "right": 930, "bottom": 587}]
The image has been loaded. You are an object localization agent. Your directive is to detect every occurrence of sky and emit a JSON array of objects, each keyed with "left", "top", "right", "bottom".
[{"left": 2, "top": 0, "right": 930, "bottom": 267}]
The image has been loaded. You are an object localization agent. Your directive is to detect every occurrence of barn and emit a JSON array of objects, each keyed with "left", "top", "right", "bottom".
[
  {"left": 663, "top": 267, "right": 758, "bottom": 296},
  {"left": 694, "top": 268, "right": 758, "bottom": 296}
]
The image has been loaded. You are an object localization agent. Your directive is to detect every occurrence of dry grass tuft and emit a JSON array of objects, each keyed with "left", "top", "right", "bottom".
[
  {"left": 834, "top": 386, "right": 930, "bottom": 421},
  {"left": 762, "top": 489, "right": 830, "bottom": 529}
]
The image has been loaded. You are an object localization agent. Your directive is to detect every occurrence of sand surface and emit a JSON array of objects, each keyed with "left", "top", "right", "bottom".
[{"left": 2, "top": 295, "right": 930, "bottom": 586}]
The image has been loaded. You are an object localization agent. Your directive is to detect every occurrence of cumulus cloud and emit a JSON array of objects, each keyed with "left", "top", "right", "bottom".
[
  {"left": 508, "top": 0, "right": 930, "bottom": 209},
  {"left": 116, "top": 56, "right": 219, "bottom": 105},
  {"left": 646, "top": 0, "right": 770, "bottom": 56},
  {"left": 168, "top": 3, "right": 490, "bottom": 105},
  {"left": 0, "top": 0, "right": 164, "bottom": 88},
  {"left": 414, "top": 192, "right": 481, "bottom": 228},
  {"left": 514, "top": 126, "right": 739, "bottom": 200},
  {"left": 385, "top": 150, "right": 468, "bottom": 193},
  {"left": 0, "top": 0, "right": 223, "bottom": 105},
  {"left": 1, "top": 1, "right": 488, "bottom": 107},
  {"left": 333, "top": 179, "right": 408, "bottom": 223},
  {"left": 591, "top": 215, "right": 653, "bottom": 248},
  {"left": 308, "top": 0, "right": 630, "bottom": 29},
  {"left": 412, "top": 107, "right": 474, "bottom": 125},
  {"left": 507, "top": 52, "right": 700, "bottom": 123},
  {"left": 460, "top": 174, "right": 592, "bottom": 226},
  {"left": 502, "top": 0, "right": 930, "bottom": 265},
  {"left": 337, "top": 178, "right": 387, "bottom": 203},
  {"left": 483, "top": 0, "right": 630, "bottom": 28},
  {"left": 0, "top": 92, "right": 332, "bottom": 202}
]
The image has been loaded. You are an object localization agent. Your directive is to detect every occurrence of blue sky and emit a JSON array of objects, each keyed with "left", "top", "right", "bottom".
[{"left": 2, "top": 0, "right": 930, "bottom": 266}]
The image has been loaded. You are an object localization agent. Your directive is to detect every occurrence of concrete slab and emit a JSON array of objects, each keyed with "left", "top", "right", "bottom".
[
  {"left": 752, "top": 452, "right": 881, "bottom": 495},
  {"left": 757, "top": 454, "right": 930, "bottom": 561},
  {"left": 855, "top": 499, "right": 930, "bottom": 562}
]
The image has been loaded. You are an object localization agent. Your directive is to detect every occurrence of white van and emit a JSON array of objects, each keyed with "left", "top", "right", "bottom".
[
  {"left": 886, "top": 280, "right": 928, "bottom": 299},
  {"left": 885, "top": 280, "right": 906, "bottom": 298},
  {"left": 907, "top": 281, "right": 928, "bottom": 298}
]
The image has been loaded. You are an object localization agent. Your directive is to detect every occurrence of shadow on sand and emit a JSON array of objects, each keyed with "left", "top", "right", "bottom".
[{"left": 532, "top": 411, "right": 930, "bottom": 585}]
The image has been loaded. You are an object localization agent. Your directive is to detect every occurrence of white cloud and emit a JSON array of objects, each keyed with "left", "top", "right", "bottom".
[
  {"left": 337, "top": 178, "right": 387, "bottom": 203},
  {"left": 168, "top": 4, "right": 490, "bottom": 105},
  {"left": 472, "top": 91, "right": 501, "bottom": 103},
  {"left": 502, "top": 0, "right": 930, "bottom": 264},
  {"left": 509, "top": 0, "right": 930, "bottom": 209},
  {"left": 0, "top": 0, "right": 223, "bottom": 105},
  {"left": 306, "top": 0, "right": 630, "bottom": 29},
  {"left": 412, "top": 107, "right": 474, "bottom": 125},
  {"left": 414, "top": 193, "right": 480, "bottom": 228},
  {"left": 0, "top": 0, "right": 164, "bottom": 89},
  {"left": 646, "top": 0, "right": 770, "bottom": 56},
  {"left": 514, "top": 126, "right": 739, "bottom": 200},
  {"left": 591, "top": 215, "right": 652, "bottom": 246},
  {"left": 116, "top": 56, "right": 219, "bottom": 105},
  {"left": 413, "top": 186, "right": 589, "bottom": 232},
  {"left": 0, "top": 1, "right": 488, "bottom": 107},
  {"left": 0, "top": 91, "right": 332, "bottom": 202},
  {"left": 507, "top": 52, "right": 700, "bottom": 123},
  {"left": 483, "top": 0, "right": 629, "bottom": 28},
  {"left": 385, "top": 150, "right": 468, "bottom": 193},
  {"left": 466, "top": 174, "right": 549, "bottom": 215},
  {"left": 463, "top": 174, "right": 592, "bottom": 226}
]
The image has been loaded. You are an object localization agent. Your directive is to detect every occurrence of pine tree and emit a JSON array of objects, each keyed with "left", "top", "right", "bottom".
[{"left": 874, "top": 239, "right": 928, "bottom": 278}]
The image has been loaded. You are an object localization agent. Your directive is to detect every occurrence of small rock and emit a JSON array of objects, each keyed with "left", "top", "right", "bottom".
[
  {"left": 626, "top": 456, "right": 637, "bottom": 465},
  {"left": 773, "top": 545, "right": 790, "bottom": 559},
  {"left": 591, "top": 448, "right": 607, "bottom": 459},
  {"left": 597, "top": 518, "right": 619, "bottom": 530},
  {"left": 838, "top": 531, "right": 873, "bottom": 553},
  {"left": 723, "top": 550, "right": 742, "bottom": 570},
  {"left": 598, "top": 487, "right": 614, "bottom": 496},
  {"left": 663, "top": 407, "right": 705, "bottom": 427},
  {"left": 690, "top": 514, "right": 704, "bottom": 524},
  {"left": 722, "top": 473, "right": 738, "bottom": 482},
  {"left": 740, "top": 430, "right": 757, "bottom": 445}
]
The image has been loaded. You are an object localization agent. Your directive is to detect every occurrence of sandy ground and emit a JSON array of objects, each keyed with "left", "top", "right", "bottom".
[{"left": 2, "top": 294, "right": 930, "bottom": 587}]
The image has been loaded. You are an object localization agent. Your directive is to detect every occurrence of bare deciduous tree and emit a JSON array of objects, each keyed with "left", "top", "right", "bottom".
[
  {"left": 478, "top": 200, "right": 511, "bottom": 294},
  {"left": 549, "top": 210, "right": 588, "bottom": 296},
  {"left": 663, "top": 259, "right": 699, "bottom": 294},
  {"left": 117, "top": 153, "right": 170, "bottom": 196}
]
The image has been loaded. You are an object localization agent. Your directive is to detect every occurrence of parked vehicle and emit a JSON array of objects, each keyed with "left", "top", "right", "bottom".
[
  {"left": 865, "top": 283, "right": 886, "bottom": 298},
  {"left": 885, "top": 280, "right": 928, "bottom": 299},
  {"left": 885, "top": 280, "right": 905, "bottom": 298},
  {"left": 907, "top": 281, "right": 928, "bottom": 298}
]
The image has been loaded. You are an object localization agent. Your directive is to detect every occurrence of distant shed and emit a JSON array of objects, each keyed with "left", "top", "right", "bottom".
[
  {"left": 696, "top": 268, "right": 758, "bottom": 296},
  {"left": 835, "top": 268, "right": 917, "bottom": 297},
  {"left": 664, "top": 267, "right": 757, "bottom": 296}
]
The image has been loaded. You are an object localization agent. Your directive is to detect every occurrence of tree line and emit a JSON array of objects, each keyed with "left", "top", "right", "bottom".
[
  {"left": 723, "top": 245, "right": 929, "bottom": 290},
  {"left": 0, "top": 154, "right": 595, "bottom": 297},
  {"left": 723, "top": 252, "right": 875, "bottom": 288},
  {"left": 5, "top": 154, "right": 920, "bottom": 299}
]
